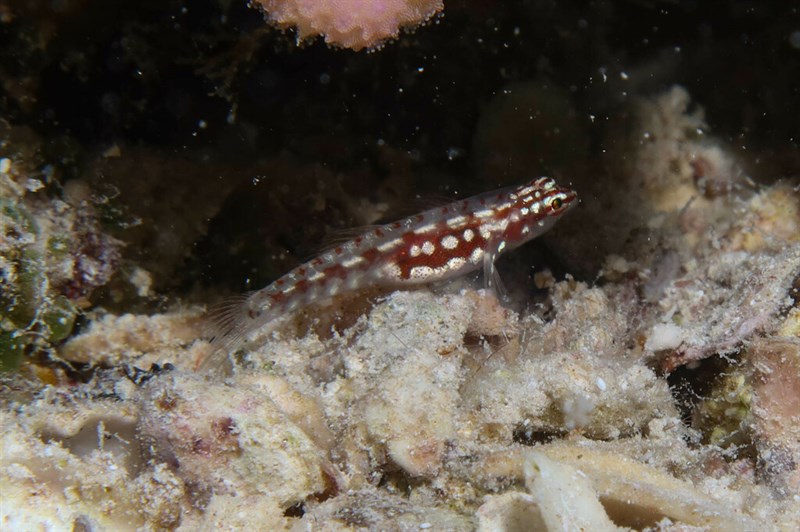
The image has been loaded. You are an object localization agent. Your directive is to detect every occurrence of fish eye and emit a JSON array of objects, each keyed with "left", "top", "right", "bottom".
[{"left": 550, "top": 196, "right": 563, "bottom": 210}]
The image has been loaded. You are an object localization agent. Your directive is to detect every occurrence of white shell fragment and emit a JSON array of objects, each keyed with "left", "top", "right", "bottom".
[
  {"left": 477, "top": 452, "right": 622, "bottom": 532},
  {"left": 475, "top": 443, "right": 763, "bottom": 531},
  {"left": 523, "top": 452, "right": 621, "bottom": 531}
]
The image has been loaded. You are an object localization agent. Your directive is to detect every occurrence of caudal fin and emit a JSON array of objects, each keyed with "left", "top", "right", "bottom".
[{"left": 199, "top": 292, "right": 256, "bottom": 371}]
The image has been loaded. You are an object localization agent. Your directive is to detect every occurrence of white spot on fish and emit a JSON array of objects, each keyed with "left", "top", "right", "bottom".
[
  {"left": 383, "top": 263, "right": 403, "bottom": 280},
  {"left": 447, "top": 256, "right": 466, "bottom": 269},
  {"left": 342, "top": 256, "right": 365, "bottom": 268},
  {"left": 446, "top": 215, "right": 468, "bottom": 228},
  {"left": 469, "top": 247, "right": 483, "bottom": 263},
  {"left": 441, "top": 235, "right": 459, "bottom": 249},
  {"left": 415, "top": 223, "right": 438, "bottom": 234},
  {"left": 410, "top": 265, "right": 435, "bottom": 279},
  {"left": 377, "top": 238, "right": 403, "bottom": 252}
]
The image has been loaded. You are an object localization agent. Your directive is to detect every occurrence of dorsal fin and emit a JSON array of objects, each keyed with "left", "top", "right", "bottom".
[
  {"left": 408, "top": 194, "right": 454, "bottom": 212},
  {"left": 312, "top": 193, "right": 468, "bottom": 259},
  {"left": 316, "top": 225, "right": 382, "bottom": 255},
  {"left": 379, "top": 194, "right": 456, "bottom": 221}
]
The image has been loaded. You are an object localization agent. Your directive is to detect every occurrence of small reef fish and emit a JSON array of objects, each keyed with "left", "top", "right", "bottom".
[{"left": 202, "top": 176, "right": 578, "bottom": 368}]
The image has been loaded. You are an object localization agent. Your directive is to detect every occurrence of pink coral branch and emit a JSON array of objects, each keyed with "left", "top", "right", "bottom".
[{"left": 254, "top": 0, "right": 444, "bottom": 51}]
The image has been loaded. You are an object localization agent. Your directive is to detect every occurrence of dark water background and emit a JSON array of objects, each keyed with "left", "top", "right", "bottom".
[{"left": 2, "top": 0, "right": 798, "bottom": 294}]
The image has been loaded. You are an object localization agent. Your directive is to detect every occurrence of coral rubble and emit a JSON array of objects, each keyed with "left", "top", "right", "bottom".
[
  {"left": 2, "top": 62, "right": 799, "bottom": 532},
  {"left": 1, "top": 126, "right": 122, "bottom": 372}
]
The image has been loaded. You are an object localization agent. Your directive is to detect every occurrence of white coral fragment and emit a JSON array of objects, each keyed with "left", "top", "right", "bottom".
[
  {"left": 137, "top": 372, "right": 335, "bottom": 509},
  {"left": 645, "top": 322, "right": 685, "bottom": 351},
  {"left": 476, "top": 443, "right": 764, "bottom": 530},
  {"left": 61, "top": 308, "right": 207, "bottom": 366},
  {"left": 356, "top": 292, "right": 466, "bottom": 476},
  {"left": 477, "top": 452, "right": 621, "bottom": 532},
  {"left": 524, "top": 452, "right": 622, "bottom": 532}
]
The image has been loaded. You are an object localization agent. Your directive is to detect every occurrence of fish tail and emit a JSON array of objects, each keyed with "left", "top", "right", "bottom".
[{"left": 199, "top": 291, "right": 262, "bottom": 370}]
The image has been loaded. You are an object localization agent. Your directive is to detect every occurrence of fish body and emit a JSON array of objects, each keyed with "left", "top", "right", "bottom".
[{"left": 204, "top": 176, "right": 577, "bottom": 367}]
